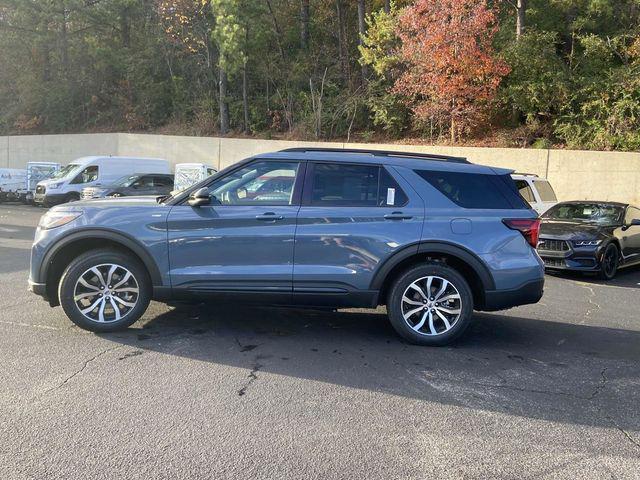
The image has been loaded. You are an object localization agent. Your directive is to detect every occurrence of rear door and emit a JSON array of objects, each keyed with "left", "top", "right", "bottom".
[{"left": 293, "top": 162, "right": 424, "bottom": 305}]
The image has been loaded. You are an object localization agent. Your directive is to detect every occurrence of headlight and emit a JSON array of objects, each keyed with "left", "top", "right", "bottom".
[
  {"left": 38, "top": 211, "right": 82, "bottom": 230},
  {"left": 47, "top": 182, "right": 62, "bottom": 190},
  {"left": 573, "top": 240, "right": 602, "bottom": 247}
]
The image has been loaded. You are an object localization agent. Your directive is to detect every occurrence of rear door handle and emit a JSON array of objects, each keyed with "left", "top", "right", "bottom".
[
  {"left": 384, "top": 212, "right": 413, "bottom": 220},
  {"left": 256, "top": 212, "right": 284, "bottom": 221}
]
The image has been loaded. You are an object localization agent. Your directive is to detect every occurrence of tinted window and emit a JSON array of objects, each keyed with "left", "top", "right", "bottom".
[
  {"left": 311, "top": 164, "right": 379, "bottom": 206},
  {"left": 534, "top": 180, "right": 557, "bottom": 202},
  {"left": 153, "top": 176, "right": 173, "bottom": 187},
  {"left": 417, "top": 170, "right": 529, "bottom": 209},
  {"left": 379, "top": 168, "right": 408, "bottom": 206},
  {"left": 208, "top": 161, "right": 299, "bottom": 205},
  {"left": 132, "top": 176, "right": 154, "bottom": 188}
]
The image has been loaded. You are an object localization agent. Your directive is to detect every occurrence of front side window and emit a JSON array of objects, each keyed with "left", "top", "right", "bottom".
[
  {"left": 71, "top": 166, "right": 99, "bottom": 184},
  {"left": 131, "top": 176, "right": 154, "bottom": 188},
  {"left": 207, "top": 161, "right": 299, "bottom": 205},
  {"left": 625, "top": 207, "right": 640, "bottom": 224}
]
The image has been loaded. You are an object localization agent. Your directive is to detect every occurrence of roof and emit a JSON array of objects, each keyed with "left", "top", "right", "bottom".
[{"left": 257, "top": 147, "right": 512, "bottom": 175}]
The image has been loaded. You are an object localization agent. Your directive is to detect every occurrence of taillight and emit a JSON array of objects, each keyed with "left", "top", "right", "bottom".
[{"left": 503, "top": 218, "right": 540, "bottom": 248}]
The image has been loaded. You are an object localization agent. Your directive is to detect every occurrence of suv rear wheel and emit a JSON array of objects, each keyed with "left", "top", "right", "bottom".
[
  {"left": 387, "top": 263, "right": 474, "bottom": 346},
  {"left": 58, "top": 249, "right": 151, "bottom": 332}
]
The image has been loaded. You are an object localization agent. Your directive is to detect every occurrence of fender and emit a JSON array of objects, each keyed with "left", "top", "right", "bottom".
[
  {"left": 40, "top": 228, "right": 163, "bottom": 286},
  {"left": 369, "top": 241, "right": 496, "bottom": 291}
]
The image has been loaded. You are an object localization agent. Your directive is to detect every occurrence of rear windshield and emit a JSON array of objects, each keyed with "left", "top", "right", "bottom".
[
  {"left": 534, "top": 180, "right": 557, "bottom": 202},
  {"left": 416, "top": 170, "right": 529, "bottom": 209}
]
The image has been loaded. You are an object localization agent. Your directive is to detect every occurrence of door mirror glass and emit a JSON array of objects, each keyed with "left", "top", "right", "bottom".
[{"left": 188, "top": 187, "right": 211, "bottom": 207}]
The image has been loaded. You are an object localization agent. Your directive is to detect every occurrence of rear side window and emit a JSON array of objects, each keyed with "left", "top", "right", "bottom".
[
  {"left": 514, "top": 180, "right": 535, "bottom": 203},
  {"left": 534, "top": 180, "right": 557, "bottom": 202},
  {"left": 310, "top": 164, "right": 409, "bottom": 207},
  {"left": 416, "top": 170, "right": 529, "bottom": 209},
  {"left": 311, "top": 164, "right": 379, "bottom": 206}
]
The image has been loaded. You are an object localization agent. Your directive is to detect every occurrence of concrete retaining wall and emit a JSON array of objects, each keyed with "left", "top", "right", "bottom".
[{"left": 1, "top": 133, "right": 638, "bottom": 205}]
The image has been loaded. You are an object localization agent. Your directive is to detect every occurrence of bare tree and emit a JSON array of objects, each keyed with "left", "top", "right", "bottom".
[
  {"left": 219, "top": 66, "right": 229, "bottom": 134},
  {"left": 300, "top": 0, "right": 310, "bottom": 49},
  {"left": 357, "top": 0, "right": 367, "bottom": 83}
]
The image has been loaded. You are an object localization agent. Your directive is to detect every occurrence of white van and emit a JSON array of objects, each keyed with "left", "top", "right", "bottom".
[
  {"left": 511, "top": 173, "right": 558, "bottom": 215},
  {"left": 173, "top": 163, "right": 217, "bottom": 193},
  {"left": 34, "top": 156, "right": 170, "bottom": 206}
]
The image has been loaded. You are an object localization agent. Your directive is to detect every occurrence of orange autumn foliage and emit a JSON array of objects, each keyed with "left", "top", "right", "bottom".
[{"left": 393, "top": 0, "right": 510, "bottom": 141}]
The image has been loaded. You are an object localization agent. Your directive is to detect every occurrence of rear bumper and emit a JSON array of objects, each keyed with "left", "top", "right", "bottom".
[{"left": 481, "top": 278, "right": 544, "bottom": 311}]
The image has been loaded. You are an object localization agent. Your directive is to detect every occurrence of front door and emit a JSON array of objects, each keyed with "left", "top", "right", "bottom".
[
  {"left": 293, "top": 162, "right": 424, "bottom": 306},
  {"left": 621, "top": 206, "right": 640, "bottom": 262},
  {"left": 167, "top": 160, "right": 304, "bottom": 300}
]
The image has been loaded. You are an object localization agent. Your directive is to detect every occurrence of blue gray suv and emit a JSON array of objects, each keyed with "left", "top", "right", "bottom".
[{"left": 28, "top": 148, "right": 544, "bottom": 346}]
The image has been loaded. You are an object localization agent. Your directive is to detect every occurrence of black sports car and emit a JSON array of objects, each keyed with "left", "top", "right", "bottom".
[
  {"left": 81, "top": 173, "right": 174, "bottom": 200},
  {"left": 537, "top": 201, "right": 640, "bottom": 279}
]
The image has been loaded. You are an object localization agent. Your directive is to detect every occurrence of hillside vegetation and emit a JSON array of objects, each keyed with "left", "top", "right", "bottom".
[{"left": 1, "top": 0, "right": 639, "bottom": 150}]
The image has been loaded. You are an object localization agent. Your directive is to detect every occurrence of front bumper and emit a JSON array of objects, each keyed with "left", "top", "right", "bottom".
[
  {"left": 28, "top": 278, "right": 48, "bottom": 299},
  {"left": 537, "top": 242, "right": 602, "bottom": 272},
  {"left": 482, "top": 278, "right": 544, "bottom": 311},
  {"left": 34, "top": 192, "right": 67, "bottom": 206}
]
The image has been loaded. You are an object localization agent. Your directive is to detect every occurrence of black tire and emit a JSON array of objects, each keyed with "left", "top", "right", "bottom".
[
  {"left": 598, "top": 243, "right": 619, "bottom": 280},
  {"left": 386, "top": 263, "right": 474, "bottom": 346},
  {"left": 58, "top": 249, "right": 151, "bottom": 332}
]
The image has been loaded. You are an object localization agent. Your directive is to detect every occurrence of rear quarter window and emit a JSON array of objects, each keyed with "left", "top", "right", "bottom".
[{"left": 416, "top": 170, "right": 529, "bottom": 209}]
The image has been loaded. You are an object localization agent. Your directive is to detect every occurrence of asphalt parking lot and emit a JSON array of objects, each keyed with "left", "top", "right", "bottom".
[{"left": 1, "top": 204, "right": 639, "bottom": 479}]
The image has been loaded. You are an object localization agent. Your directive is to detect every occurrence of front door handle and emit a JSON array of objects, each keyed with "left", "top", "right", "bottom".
[
  {"left": 384, "top": 212, "right": 413, "bottom": 220},
  {"left": 256, "top": 212, "right": 284, "bottom": 221}
]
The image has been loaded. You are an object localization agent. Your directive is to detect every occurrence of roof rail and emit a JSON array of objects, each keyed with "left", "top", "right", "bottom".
[
  {"left": 279, "top": 147, "right": 469, "bottom": 164},
  {"left": 513, "top": 172, "right": 539, "bottom": 177}
]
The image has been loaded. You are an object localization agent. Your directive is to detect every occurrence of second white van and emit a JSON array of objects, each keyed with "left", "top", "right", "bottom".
[{"left": 34, "top": 156, "right": 170, "bottom": 206}]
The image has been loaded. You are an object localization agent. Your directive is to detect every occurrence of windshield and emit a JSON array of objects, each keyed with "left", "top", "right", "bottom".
[
  {"left": 543, "top": 203, "right": 624, "bottom": 224},
  {"left": 51, "top": 164, "right": 80, "bottom": 179},
  {"left": 112, "top": 174, "right": 140, "bottom": 188}
]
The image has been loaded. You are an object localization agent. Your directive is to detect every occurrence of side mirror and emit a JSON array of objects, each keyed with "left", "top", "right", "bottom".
[
  {"left": 622, "top": 218, "right": 640, "bottom": 231},
  {"left": 188, "top": 187, "right": 211, "bottom": 207}
]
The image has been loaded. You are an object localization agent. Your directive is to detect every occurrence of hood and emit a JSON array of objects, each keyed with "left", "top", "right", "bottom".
[
  {"left": 52, "top": 195, "right": 163, "bottom": 210},
  {"left": 539, "top": 219, "right": 616, "bottom": 241}
]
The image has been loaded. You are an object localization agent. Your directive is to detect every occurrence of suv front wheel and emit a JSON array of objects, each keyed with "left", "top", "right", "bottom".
[
  {"left": 387, "top": 263, "right": 474, "bottom": 346},
  {"left": 58, "top": 249, "right": 151, "bottom": 332}
]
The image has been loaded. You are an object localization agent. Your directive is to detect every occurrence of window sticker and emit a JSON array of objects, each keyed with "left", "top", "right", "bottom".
[{"left": 386, "top": 188, "right": 396, "bottom": 206}]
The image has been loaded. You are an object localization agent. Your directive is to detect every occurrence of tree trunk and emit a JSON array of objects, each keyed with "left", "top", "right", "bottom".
[
  {"left": 120, "top": 4, "right": 131, "bottom": 47},
  {"left": 300, "top": 0, "right": 310, "bottom": 49},
  {"left": 242, "top": 64, "right": 250, "bottom": 133},
  {"left": 357, "top": 0, "right": 367, "bottom": 83},
  {"left": 384, "top": 0, "right": 390, "bottom": 13},
  {"left": 335, "top": 0, "right": 350, "bottom": 83},
  {"left": 61, "top": 5, "right": 70, "bottom": 76},
  {"left": 516, "top": 0, "right": 526, "bottom": 39},
  {"left": 219, "top": 66, "right": 229, "bottom": 134}
]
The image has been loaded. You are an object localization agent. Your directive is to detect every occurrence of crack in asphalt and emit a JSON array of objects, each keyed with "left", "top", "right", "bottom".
[
  {"left": 599, "top": 409, "right": 640, "bottom": 452},
  {"left": 237, "top": 362, "right": 263, "bottom": 397},
  {"left": 40, "top": 345, "right": 123, "bottom": 396},
  {"left": 579, "top": 284, "right": 601, "bottom": 321}
]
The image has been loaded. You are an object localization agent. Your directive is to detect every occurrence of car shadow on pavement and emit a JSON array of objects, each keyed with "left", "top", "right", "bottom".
[
  {"left": 546, "top": 264, "right": 640, "bottom": 289},
  {"left": 100, "top": 302, "right": 640, "bottom": 433}
]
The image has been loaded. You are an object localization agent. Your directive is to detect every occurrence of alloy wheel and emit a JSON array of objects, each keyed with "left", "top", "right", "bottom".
[
  {"left": 401, "top": 275, "right": 462, "bottom": 336},
  {"left": 73, "top": 263, "right": 140, "bottom": 323}
]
